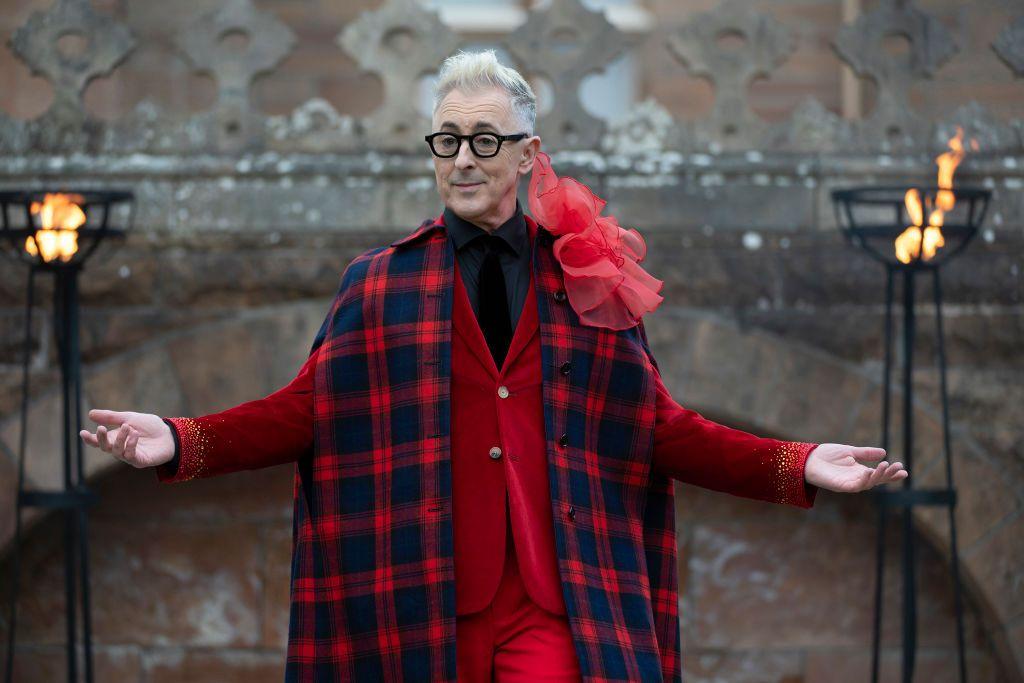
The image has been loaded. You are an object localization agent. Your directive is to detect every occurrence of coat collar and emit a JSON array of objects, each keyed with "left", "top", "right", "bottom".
[{"left": 390, "top": 209, "right": 553, "bottom": 250}]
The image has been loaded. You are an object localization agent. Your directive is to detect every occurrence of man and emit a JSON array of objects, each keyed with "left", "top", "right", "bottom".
[{"left": 81, "top": 50, "right": 907, "bottom": 682}]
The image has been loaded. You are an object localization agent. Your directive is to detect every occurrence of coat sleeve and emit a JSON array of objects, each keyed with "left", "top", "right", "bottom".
[
  {"left": 153, "top": 351, "right": 317, "bottom": 483},
  {"left": 636, "top": 321, "right": 820, "bottom": 509},
  {"left": 154, "top": 271, "right": 348, "bottom": 484}
]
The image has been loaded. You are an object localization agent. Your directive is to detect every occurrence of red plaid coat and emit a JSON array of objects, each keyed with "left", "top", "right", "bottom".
[{"left": 158, "top": 213, "right": 819, "bottom": 681}]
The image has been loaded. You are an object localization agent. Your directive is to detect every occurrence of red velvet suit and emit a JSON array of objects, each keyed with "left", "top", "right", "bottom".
[{"left": 156, "top": 213, "right": 819, "bottom": 682}]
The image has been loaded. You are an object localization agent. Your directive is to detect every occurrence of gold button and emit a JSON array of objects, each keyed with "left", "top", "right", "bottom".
[
  {"left": 489, "top": 446, "right": 502, "bottom": 459},
  {"left": 497, "top": 385, "right": 510, "bottom": 399}
]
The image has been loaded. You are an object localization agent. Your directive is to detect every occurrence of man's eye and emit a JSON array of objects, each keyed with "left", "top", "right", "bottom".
[{"left": 438, "top": 135, "right": 458, "bottom": 148}]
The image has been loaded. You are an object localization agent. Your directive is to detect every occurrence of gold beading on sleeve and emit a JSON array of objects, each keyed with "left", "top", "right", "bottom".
[
  {"left": 769, "top": 441, "right": 818, "bottom": 507},
  {"left": 166, "top": 416, "right": 210, "bottom": 481}
]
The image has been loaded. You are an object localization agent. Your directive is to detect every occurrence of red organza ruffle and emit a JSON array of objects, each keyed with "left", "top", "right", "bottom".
[{"left": 528, "top": 150, "right": 664, "bottom": 330}]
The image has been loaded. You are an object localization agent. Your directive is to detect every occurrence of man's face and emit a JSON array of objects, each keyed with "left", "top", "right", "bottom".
[{"left": 431, "top": 86, "right": 540, "bottom": 232}]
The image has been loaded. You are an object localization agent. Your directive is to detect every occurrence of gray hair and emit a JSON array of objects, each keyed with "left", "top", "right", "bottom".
[{"left": 432, "top": 50, "right": 537, "bottom": 136}]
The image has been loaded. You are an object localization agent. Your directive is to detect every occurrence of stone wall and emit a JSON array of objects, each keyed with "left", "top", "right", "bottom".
[{"left": 0, "top": 0, "right": 1021, "bottom": 680}]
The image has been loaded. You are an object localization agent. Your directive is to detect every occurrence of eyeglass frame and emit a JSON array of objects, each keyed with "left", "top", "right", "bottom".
[{"left": 424, "top": 131, "right": 529, "bottom": 158}]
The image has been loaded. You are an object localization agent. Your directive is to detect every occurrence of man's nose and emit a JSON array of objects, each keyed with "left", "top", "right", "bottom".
[{"left": 454, "top": 138, "right": 476, "bottom": 168}]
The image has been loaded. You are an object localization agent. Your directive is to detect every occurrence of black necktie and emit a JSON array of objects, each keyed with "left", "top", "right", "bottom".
[{"left": 477, "top": 234, "right": 513, "bottom": 369}]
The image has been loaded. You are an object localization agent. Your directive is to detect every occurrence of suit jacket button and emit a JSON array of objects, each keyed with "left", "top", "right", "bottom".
[
  {"left": 559, "top": 433, "right": 568, "bottom": 447},
  {"left": 553, "top": 289, "right": 567, "bottom": 302},
  {"left": 489, "top": 446, "right": 502, "bottom": 460}
]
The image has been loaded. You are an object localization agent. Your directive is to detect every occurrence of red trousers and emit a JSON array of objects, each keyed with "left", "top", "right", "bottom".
[{"left": 455, "top": 500, "right": 583, "bottom": 682}]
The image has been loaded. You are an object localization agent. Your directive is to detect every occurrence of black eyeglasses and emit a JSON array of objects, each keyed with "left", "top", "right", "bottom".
[{"left": 424, "top": 131, "right": 528, "bottom": 158}]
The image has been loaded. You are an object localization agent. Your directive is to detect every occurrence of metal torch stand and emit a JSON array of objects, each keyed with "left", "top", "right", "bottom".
[
  {"left": 870, "top": 262, "right": 967, "bottom": 683},
  {"left": 4, "top": 263, "right": 98, "bottom": 683}
]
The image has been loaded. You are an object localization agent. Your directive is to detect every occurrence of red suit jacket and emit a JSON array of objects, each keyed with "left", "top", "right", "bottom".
[{"left": 156, "top": 213, "right": 819, "bottom": 682}]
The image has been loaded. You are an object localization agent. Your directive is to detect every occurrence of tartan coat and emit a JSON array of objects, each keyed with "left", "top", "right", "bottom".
[{"left": 157, "top": 211, "right": 820, "bottom": 682}]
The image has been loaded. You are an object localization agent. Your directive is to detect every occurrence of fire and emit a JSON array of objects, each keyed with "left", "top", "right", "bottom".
[
  {"left": 894, "top": 127, "right": 978, "bottom": 263},
  {"left": 26, "top": 192, "right": 85, "bottom": 263}
]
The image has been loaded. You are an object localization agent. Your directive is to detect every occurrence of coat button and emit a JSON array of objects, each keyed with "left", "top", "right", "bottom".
[
  {"left": 559, "top": 361, "right": 571, "bottom": 375},
  {"left": 559, "top": 433, "right": 568, "bottom": 447},
  {"left": 489, "top": 446, "right": 502, "bottom": 460},
  {"left": 567, "top": 505, "right": 575, "bottom": 520},
  {"left": 553, "top": 289, "right": 567, "bottom": 302},
  {"left": 497, "top": 385, "right": 510, "bottom": 399}
]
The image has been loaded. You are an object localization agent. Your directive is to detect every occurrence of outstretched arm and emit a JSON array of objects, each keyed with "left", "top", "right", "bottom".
[
  {"left": 81, "top": 267, "right": 351, "bottom": 483},
  {"left": 648, "top": 361, "right": 907, "bottom": 506},
  {"left": 154, "top": 350, "right": 317, "bottom": 482},
  {"left": 649, "top": 368, "right": 822, "bottom": 508}
]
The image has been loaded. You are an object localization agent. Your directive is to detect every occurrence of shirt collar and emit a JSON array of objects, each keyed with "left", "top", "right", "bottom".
[{"left": 444, "top": 200, "right": 528, "bottom": 257}]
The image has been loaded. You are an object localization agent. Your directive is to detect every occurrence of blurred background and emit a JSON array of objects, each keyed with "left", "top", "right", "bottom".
[{"left": 0, "top": 0, "right": 1020, "bottom": 680}]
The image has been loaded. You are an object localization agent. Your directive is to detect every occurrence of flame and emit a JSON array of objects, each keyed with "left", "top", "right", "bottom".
[
  {"left": 895, "top": 127, "right": 976, "bottom": 264},
  {"left": 935, "top": 127, "right": 964, "bottom": 212},
  {"left": 904, "top": 188, "right": 923, "bottom": 226},
  {"left": 894, "top": 225, "right": 922, "bottom": 265},
  {"left": 25, "top": 193, "right": 85, "bottom": 263}
]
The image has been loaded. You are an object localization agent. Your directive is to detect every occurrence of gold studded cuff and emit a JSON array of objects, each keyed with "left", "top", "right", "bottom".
[
  {"left": 154, "top": 416, "right": 210, "bottom": 482},
  {"left": 770, "top": 441, "right": 820, "bottom": 508}
]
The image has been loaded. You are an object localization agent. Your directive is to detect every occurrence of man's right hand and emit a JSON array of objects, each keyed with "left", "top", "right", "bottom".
[{"left": 80, "top": 409, "right": 175, "bottom": 469}]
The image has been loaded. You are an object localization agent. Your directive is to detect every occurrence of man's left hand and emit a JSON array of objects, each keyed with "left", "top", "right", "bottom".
[{"left": 804, "top": 443, "right": 908, "bottom": 493}]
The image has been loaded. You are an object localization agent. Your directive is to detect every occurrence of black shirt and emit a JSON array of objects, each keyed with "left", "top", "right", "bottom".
[{"left": 443, "top": 200, "right": 531, "bottom": 331}]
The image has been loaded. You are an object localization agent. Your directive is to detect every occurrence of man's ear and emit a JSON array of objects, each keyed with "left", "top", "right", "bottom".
[{"left": 518, "top": 135, "right": 541, "bottom": 175}]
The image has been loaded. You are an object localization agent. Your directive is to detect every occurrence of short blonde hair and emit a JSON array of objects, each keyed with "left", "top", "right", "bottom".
[{"left": 432, "top": 49, "right": 537, "bottom": 135}]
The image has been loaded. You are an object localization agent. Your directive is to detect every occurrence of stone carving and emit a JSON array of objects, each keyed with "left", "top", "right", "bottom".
[
  {"left": 8, "top": 0, "right": 136, "bottom": 112},
  {"left": 174, "top": 0, "right": 296, "bottom": 152},
  {"left": 768, "top": 97, "right": 854, "bottom": 153},
  {"left": 506, "top": 0, "right": 630, "bottom": 149},
  {"left": 992, "top": 15, "right": 1024, "bottom": 76},
  {"left": 266, "top": 98, "right": 359, "bottom": 153},
  {"left": 833, "top": 0, "right": 958, "bottom": 151},
  {"left": 666, "top": 0, "right": 796, "bottom": 150},
  {"left": 600, "top": 97, "right": 676, "bottom": 155},
  {"left": 337, "top": 0, "right": 459, "bottom": 151},
  {"left": 6, "top": 0, "right": 135, "bottom": 151},
  {"left": 0, "top": 0, "right": 1019, "bottom": 156},
  {"left": 935, "top": 101, "right": 1021, "bottom": 153}
]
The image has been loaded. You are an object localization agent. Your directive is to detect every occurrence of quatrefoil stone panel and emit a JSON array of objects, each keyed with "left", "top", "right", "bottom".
[
  {"left": 833, "top": 0, "right": 958, "bottom": 148},
  {"left": 667, "top": 0, "right": 795, "bottom": 147},
  {"left": 174, "top": 0, "right": 296, "bottom": 98},
  {"left": 338, "top": 0, "right": 459, "bottom": 150},
  {"left": 9, "top": 0, "right": 135, "bottom": 106},
  {"left": 993, "top": 15, "right": 1024, "bottom": 76},
  {"left": 506, "top": 0, "right": 629, "bottom": 150}
]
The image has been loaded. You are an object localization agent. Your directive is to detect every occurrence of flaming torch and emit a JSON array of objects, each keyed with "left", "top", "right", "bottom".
[
  {"left": 893, "top": 127, "right": 980, "bottom": 265},
  {"left": 25, "top": 192, "right": 87, "bottom": 263},
  {"left": 829, "top": 139, "right": 990, "bottom": 683},
  {"left": 0, "top": 189, "right": 134, "bottom": 683}
]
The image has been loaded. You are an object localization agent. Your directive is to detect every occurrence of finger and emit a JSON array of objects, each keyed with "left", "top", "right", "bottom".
[
  {"left": 886, "top": 463, "right": 906, "bottom": 481},
  {"left": 97, "top": 425, "right": 111, "bottom": 450},
  {"left": 113, "top": 423, "right": 130, "bottom": 456},
  {"left": 79, "top": 430, "right": 99, "bottom": 447},
  {"left": 868, "top": 462, "right": 889, "bottom": 488},
  {"left": 88, "top": 409, "right": 131, "bottom": 428},
  {"left": 125, "top": 428, "right": 139, "bottom": 462},
  {"left": 855, "top": 447, "right": 887, "bottom": 462}
]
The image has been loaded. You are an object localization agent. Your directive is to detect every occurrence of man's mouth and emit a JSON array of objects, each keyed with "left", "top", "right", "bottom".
[{"left": 453, "top": 181, "right": 483, "bottom": 187}]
